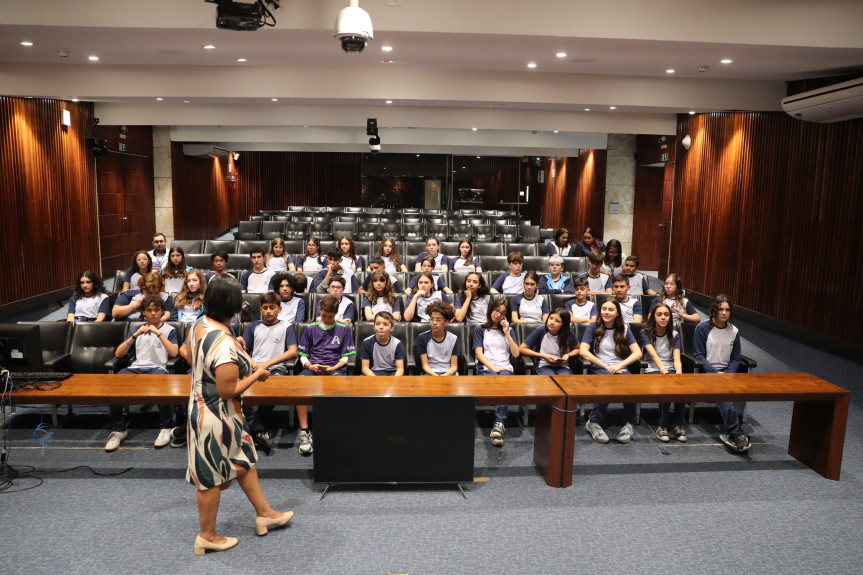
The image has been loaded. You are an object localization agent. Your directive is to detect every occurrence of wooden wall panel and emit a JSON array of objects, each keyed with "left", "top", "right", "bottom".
[
  {"left": 0, "top": 97, "right": 98, "bottom": 306},
  {"left": 672, "top": 112, "right": 863, "bottom": 344},
  {"left": 538, "top": 151, "right": 607, "bottom": 238},
  {"left": 171, "top": 142, "right": 237, "bottom": 240},
  {"left": 452, "top": 156, "right": 520, "bottom": 212}
]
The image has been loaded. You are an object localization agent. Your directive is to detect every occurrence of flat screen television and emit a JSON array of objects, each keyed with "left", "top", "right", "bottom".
[
  {"left": 0, "top": 323, "right": 45, "bottom": 371},
  {"left": 313, "top": 395, "right": 475, "bottom": 485}
]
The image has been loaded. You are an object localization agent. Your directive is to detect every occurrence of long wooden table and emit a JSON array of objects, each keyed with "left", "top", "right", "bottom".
[
  {"left": 552, "top": 372, "right": 850, "bottom": 481},
  {"left": 10, "top": 374, "right": 571, "bottom": 488}
]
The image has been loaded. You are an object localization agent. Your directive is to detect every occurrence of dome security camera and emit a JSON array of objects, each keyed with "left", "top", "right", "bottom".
[{"left": 334, "top": 0, "right": 373, "bottom": 55}]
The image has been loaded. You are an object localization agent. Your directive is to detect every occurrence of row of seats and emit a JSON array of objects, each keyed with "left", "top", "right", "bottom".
[
  {"left": 235, "top": 221, "right": 544, "bottom": 242},
  {"left": 171, "top": 239, "right": 549, "bottom": 258},
  {"left": 254, "top": 207, "right": 525, "bottom": 219}
]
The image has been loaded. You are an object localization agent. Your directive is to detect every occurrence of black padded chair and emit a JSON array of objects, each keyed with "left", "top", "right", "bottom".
[
  {"left": 235, "top": 221, "right": 261, "bottom": 240},
  {"left": 379, "top": 222, "right": 402, "bottom": 240},
  {"left": 284, "top": 222, "right": 309, "bottom": 240},
  {"left": 281, "top": 239, "right": 304, "bottom": 255},
  {"left": 505, "top": 242, "right": 538, "bottom": 257},
  {"left": 69, "top": 322, "right": 128, "bottom": 374},
  {"left": 332, "top": 222, "right": 357, "bottom": 239},
  {"left": 19, "top": 321, "right": 72, "bottom": 371},
  {"left": 426, "top": 223, "right": 449, "bottom": 239},
  {"left": 237, "top": 240, "right": 270, "bottom": 255},
  {"left": 171, "top": 240, "right": 202, "bottom": 253},
  {"left": 519, "top": 224, "right": 541, "bottom": 243},
  {"left": 496, "top": 225, "right": 519, "bottom": 243},
  {"left": 539, "top": 228, "right": 554, "bottom": 242},
  {"left": 308, "top": 222, "right": 333, "bottom": 240},
  {"left": 184, "top": 254, "right": 211, "bottom": 271},
  {"left": 562, "top": 257, "right": 588, "bottom": 274},
  {"left": 473, "top": 243, "right": 504, "bottom": 257},
  {"left": 408, "top": 321, "right": 466, "bottom": 375},
  {"left": 522, "top": 255, "right": 550, "bottom": 272},
  {"left": 353, "top": 320, "right": 411, "bottom": 374},
  {"left": 260, "top": 221, "right": 285, "bottom": 240},
  {"left": 241, "top": 293, "right": 263, "bottom": 321},
  {"left": 356, "top": 223, "right": 379, "bottom": 242},
  {"left": 472, "top": 224, "right": 496, "bottom": 242},
  {"left": 203, "top": 239, "right": 237, "bottom": 253},
  {"left": 481, "top": 255, "right": 508, "bottom": 272},
  {"left": 448, "top": 223, "right": 472, "bottom": 240},
  {"left": 402, "top": 222, "right": 425, "bottom": 241}
]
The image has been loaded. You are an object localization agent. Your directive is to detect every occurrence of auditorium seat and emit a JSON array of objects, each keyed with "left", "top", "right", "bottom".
[
  {"left": 171, "top": 240, "right": 202, "bottom": 253},
  {"left": 203, "top": 240, "right": 237, "bottom": 253},
  {"left": 69, "top": 322, "right": 128, "bottom": 374},
  {"left": 19, "top": 321, "right": 72, "bottom": 371}
]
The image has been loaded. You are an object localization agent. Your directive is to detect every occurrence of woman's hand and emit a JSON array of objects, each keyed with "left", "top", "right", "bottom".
[
  {"left": 500, "top": 317, "right": 510, "bottom": 331},
  {"left": 252, "top": 365, "right": 270, "bottom": 382}
]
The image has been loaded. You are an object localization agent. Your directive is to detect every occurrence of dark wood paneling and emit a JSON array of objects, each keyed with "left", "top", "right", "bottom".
[
  {"left": 658, "top": 160, "right": 675, "bottom": 278},
  {"left": 171, "top": 142, "right": 237, "bottom": 240},
  {"left": 632, "top": 165, "right": 664, "bottom": 270},
  {"left": 452, "top": 155, "right": 520, "bottom": 212},
  {"left": 672, "top": 112, "right": 863, "bottom": 344},
  {"left": 0, "top": 97, "right": 98, "bottom": 305},
  {"left": 538, "top": 151, "right": 607, "bottom": 239}
]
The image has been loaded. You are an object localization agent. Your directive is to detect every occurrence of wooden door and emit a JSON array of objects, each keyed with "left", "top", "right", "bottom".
[{"left": 632, "top": 166, "right": 664, "bottom": 271}]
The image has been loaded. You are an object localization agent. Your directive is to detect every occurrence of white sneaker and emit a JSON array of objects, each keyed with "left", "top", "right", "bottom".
[
  {"left": 490, "top": 421, "right": 505, "bottom": 447},
  {"left": 105, "top": 430, "right": 128, "bottom": 452},
  {"left": 616, "top": 422, "right": 634, "bottom": 444},
  {"left": 154, "top": 428, "right": 172, "bottom": 448},
  {"left": 298, "top": 429, "right": 313, "bottom": 456},
  {"left": 585, "top": 420, "right": 609, "bottom": 444}
]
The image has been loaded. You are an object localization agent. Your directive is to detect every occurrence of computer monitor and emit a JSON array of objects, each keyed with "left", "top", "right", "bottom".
[{"left": 0, "top": 323, "right": 45, "bottom": 371}]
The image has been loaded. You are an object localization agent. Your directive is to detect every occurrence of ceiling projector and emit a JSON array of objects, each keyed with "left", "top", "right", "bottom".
[{"left": 206, "top": 0, "right": 276, "bottom": 31}]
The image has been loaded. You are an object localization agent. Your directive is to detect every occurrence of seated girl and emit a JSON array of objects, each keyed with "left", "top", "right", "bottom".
[
  {"left": 362, "top": 269, "right": 403, "bottom": 321},
  {"left": 519, "top": 308, "right": 579, "bottom": 375},
  {"left": 454, "top": 272, "right": 493, "bottom": 323},
  {"left": 403, "top": 272, "right": 452, "bottom": 322},
  {"left": 172, "top": 269, "right": 207, "bottom": 324},
  {"left": 511, "top": 270, "right": 549, "bottom": 323},
  {"left": 67, "top": 270, "right": 110, "bottom": 322}
]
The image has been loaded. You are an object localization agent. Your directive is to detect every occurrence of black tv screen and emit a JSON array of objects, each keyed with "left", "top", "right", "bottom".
[
  {"left": 0, "top": 323, "right": 44, "bottom": 371},
  {"left": 313, "top": 395, "right": 475, "bottom": 484}
]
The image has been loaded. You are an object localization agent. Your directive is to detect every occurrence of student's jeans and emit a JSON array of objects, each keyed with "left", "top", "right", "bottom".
[
  {"left": 586, "top": 366, "right": 636, "bottom": 426},
  {"left": 110, "top": 367, "right": 172, "bottom": 431},
  {"left": 648, "top": 368, "right": 686, "bottom": 427},
  {"left": 299, "top": 369, "right": 346, "bottom": 377},
  {"left": 372, "top": 369, "right": 397, "bottom": 376},
  {"left": 477, "top": 365, "right": 512, "bottom": 422},
  {"left": 717, "top": 401, "right": 746, "bottom": 436},
  {"left": 536, "top": 365, "right": 573, "bottom": 376},
  {"left": 242, "top": 371, "right": 287, "bottom": 433}
]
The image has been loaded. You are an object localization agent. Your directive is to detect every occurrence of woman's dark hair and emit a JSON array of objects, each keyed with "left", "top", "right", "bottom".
[
  {"left": 603, "top": 239, "right": 623, "bottom": 268},
  {"left": 368, "top": 268, "right": 396, "bottom": 307},
  {"left": 459, "top": 272, "right": 490, "bottom": 316},
  {"left": 210, "top": 250, "right": 230, "bottom": 264},
  {"left": 547, "top": 308, "right": 576, "bottom": 357},
  {"left": 204, "top": 275, "right": 243, "bottom": 323},
  {"left": 457, "top": 238, "right": 474, "bottom": 267},
  {"left": 644, "top": 302, "right": 675, "bottom": 348},
  {"left": 339, "top": 234, "right": 358, "bottom": 268},
  {"left": 376, "top": 237, "right": 403, "bottom": 268},
  {"left": 523, "top": 270, "right": 541, "bottom": 290},
  {"left": 73, "top": 270, "right": 106, "bottom": 299},
  {"left": 482, "top": 297, "right": 511, "bottom": 330},
  {"left": 594, "top": 297, "right": 630, "bottom": 360},
  {"left": 129, "top": 250, "right": 152, "bottom": 274},
  {"left": 554, "top": 227, "right": 570, "bottom": 247},
  {"left": 164, "top": 246, "right": 187, "bottom": 278},
  {"left": 582, "top": 227, "right": 598, "bottom": 244},
  {"left": 710, "top": 293, "right": 733, "bottom": 325}
]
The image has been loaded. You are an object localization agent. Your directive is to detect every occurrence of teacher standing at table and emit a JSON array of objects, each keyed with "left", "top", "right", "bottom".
[{"left": 185, "top": 275, "right": 294, "bottom": 556}]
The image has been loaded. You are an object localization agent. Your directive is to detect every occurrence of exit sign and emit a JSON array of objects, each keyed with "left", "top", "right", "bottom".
[
  {"left": 660, "top": 153, "right": 668, "bottom": 161},
  {"left": 119, "top": 142, "right": 126, "bottom": 152}
]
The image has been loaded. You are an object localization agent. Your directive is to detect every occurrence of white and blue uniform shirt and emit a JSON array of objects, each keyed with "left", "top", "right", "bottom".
[
  {"left": 511, "top": 294, "right": 549, "bottom": 322},
  {"left": 299, "top": 255, "right": 325, "bottom": 273},
  {"left": 339, "top": 255, "right": 364, "bottom": 275},
  {"left": 67, "top": 293, "right": 110, "bottom": 321},
  {"left": 243, "top": 319, "right": 298, "bottom": 375},
  {"left": 361, "top": 334, "right": 405, "bottom": 374},
  {"left": 523, "top": 325, "right": 577, "bottom": 370},
  {"left": 315, "top": 296, "right": 355, "bottom": 322},
  {"left": 115, "top": 290, "right": 174, "bottom": 321},
  {"left": 582, "top": 322, "right": 637, "bottom": 367},
  {"left": 415, "top": 330, "right": 459, "bottom": 374},
  {"left": 241, "top": 269, "right": 276, "bottom": 294},
  {"left": 566, "top": 298, "right": 596, "bottom": 320},
  {"left": 625, "top": 272, "right": 651, "bottom": 296},
  {"left": 454, "top": 293, "right": 493, "bottom": 323},
  {"left": 473, "top": 325, "right": 516, "bottom": 371},
  {"left": 128, "top": 322, "right": 177, "bottom": 371},
  {"left": 362, "top": 293, "right": 403, "bottom": 317},
  {"left": 449, "top": 256, "right": 480, "bottom": 273},
  {"left": 640, "top": 329, "right": 680, "bottom": 373},
  {"left": 415, "top": 251, "right": 447, "bottom": 271},
  {"left": 578, "top": 272, "right": 611, "bottom": 293},
  {"left": 267, "top": 254, "right": 294, "bottom": 273},
  {"left": 616, "top": 297, "right": 643, "bottom": 324},
  {"left": 491, "top": 272, "right": 526, "bottom": 295},
  {"left": 407, "top": 291, "right": 451, "bottom": 322},
  {"left": 278, "top": 297, "right": 306, "bottom": 323}
]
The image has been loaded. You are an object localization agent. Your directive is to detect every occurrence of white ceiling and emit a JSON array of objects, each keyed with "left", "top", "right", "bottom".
[{"left": 2, "top": 0, "right": 862, "bottom": 155}]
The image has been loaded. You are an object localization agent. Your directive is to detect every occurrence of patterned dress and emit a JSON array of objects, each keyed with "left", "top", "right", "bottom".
[{"left": 186, "top": 316, "right": 258, "bottom": 490}]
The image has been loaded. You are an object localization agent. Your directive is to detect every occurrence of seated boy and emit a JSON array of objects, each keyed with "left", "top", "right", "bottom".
[
  {"left": 105, "top": 295, "right": 179, "bottom": 453},
  {"left": 206, "top": 250, "right": 231, "bottom": 283},
  {"left": 296, "top": 295, "right": 356, "bottom": 455},
  {"left": 241, "top": 248, "right": 277, "bottom": 294},
  {"left": 622, "top": 255, "right": 657, "bottom": 296},
  {"left": 490, "top": 251, "right": 526, "bottom": 294},
  {"left": 241, "top": 292, "right": 299, "bottom": 455},
  {"left": 611, "top": 274, "right": 643, "bottom": 324},
  {"left": 415, "top": 301, "right": 459, "bottom": 376},
  {"left": 538, "top": 255, "right": 574, "bottom": 295},
  {"left": 272, "top": 272, "right": 306, "bottom": 323},
  {"left": 360, "top": 311, "right": 405, "bottom": 376},
  {"left": 315, "top": 276, "right": 355, "bottom": 323},
  {"left": 313, "top": 248, "right": 360, "bottom": 294},
  {"left": 577, "top": 250, "right": 612, "bottom": 294},
  {"left": 293, "top": 272, "right": 309, "bottom": 294},
  {"left": 406, "top": 256, "right": 452, "bottom": 294},
  {"left": 359, "top": 257, "right": 400, "bottom": 293},
  {"left": 565, "top": 277, "right": 597, "bottom": 323},
  {"left": 112, "top": 272, "right": 173, "bottom": 322}
]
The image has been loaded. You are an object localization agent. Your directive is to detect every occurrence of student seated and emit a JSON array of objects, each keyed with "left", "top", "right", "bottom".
[
  {"left": 172, "top": 270, "right": 206, "bottom": 324},
  {"left": 473, "top": 298, "right": 520, "bottom": 447},
  {"left": 315, "top": 276, "right": 355, "bottom": 323},
  {"left": 122, "top": 250, "right": 153, "bottom": 292},
  {"left": 490, "top": 251, "right": 525, "bottom": 295},
  {"left": 163, "top": 246, "right": 192, "bottom": 293},
  {"left": 565, "top": 277, "right": 597, "bottom": 323},
  {"left": 293, "top": 272, "right": 309, "bottom": 294},
  {"left": 693, "top": 294, "right": 749, "bottom": 453},
  {"left": 313, "top": 248, "right": 360, "bottom": 294},
  {"left": 573, "top": 226, "right": 605, "bottom": 257},
  {"left": 337, "top": 235, "right": 365, "bottom": 274},
  {"left": 546, "top": 227, "right": 573, "bottom": 257},
  {"left": 296, "top": 295, "right": 356, "bottom": 456},
  {"left": 67, "top": 270, "right": 110, "bottom": 322},
  {"left": 579, "top": 298, "right": 643, "bottom": 445},
  {"left": 601, "top": 239, "right": 625, "bottom": 276},
  {"left": 577, "top": 250, "right": 612, "bottom": 294},
  {"left": 404, "top": 272, "right": 452, "bottom": 322},
  {"left": 266, "top": 237, "right": 296, "bottom": 273},
  {"left": 415, "top": 301, "right": 459, "bottom": 376},
  {"left": 413, "top": 236, "right": 448, "bottom": 272},
  {"left": 362, "top": 269, "right": 402, "bottom": 321},
  {"left": 376, "top": 237, "right": 408, "bottom": 273},
  {"left": 241, "top": 292, "right": 299, "bottom": 455},
  {"left": 519, "top": 309, "right": 580, "bottom": 375},
  {"left": 360, "top": 311, "right": 405, "bottom": 376},
  {"left": 454, "top": 272, "right": 494, "bottom": 323},
  {"left": 359, "top": 257, "right": 400, "bottom": 293},
  {"left": 650, "top": 273, "right": 699, "bottom": 323},
  {"left": 448, "top": 238, "right": 482, "bottom": 272},
  {"left": 206, "top": 251, "right": 231, "bottom": 284},
  {"left": 240, "top": 248, "right": 276, "bottom": 294},
  {"left": 538, "top": 255, "right": 574, "bottom": 295},
  {"left": 610, "top": 274, "right": 643, "bottom": 324},
  {"left": 622, "top": 255, "right": 657, "bottom": 296},
  {"left": 272, "top": 272, "right": 306, "bottom": 323},
  {"left": 297, "top": 237, "right": 326, "bottom": 273},
  {"left": 641, "top": 302, "right": 686, "bottom": 443},
  {"left": 113, "top": 273, "right": 174, "bottom": 322},
  {"left": 105, "top": 295, "right": 179, "bottom": 453},
  {"left": 511, "top": 270, "right": 549, "bottom": 323},
  {"left": 406, "top": 256, "right": 452, "bottom": 295}
]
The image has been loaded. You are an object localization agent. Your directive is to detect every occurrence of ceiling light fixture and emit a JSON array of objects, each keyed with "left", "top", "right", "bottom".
[
  {"left": 689, "top": 110, "right": 696, "bottom": 115},
  {"left": 156, "top": 97, "right": 163, "bottom": 101},
  {"left": 184, "top": 100, "right": 190, "bottom": 103},
  {"left": 203, "top": 45, "right": 216, "bottom": 50},
  {"left": 720, "top": 59, "right": 733, "bottom": 64},
  {"left": 666, "top": 69, "right": 675, "bottom": 74},
  {"left": 71, "top": 98, "right": 79, "bottom": 102},
  {"left": 271, "top": 98, "right": 278, "bottom": 102},
  {"left": 237, "top": 58, "right": 247, "bottom": 62},
  {"left": 382, "top": 46, "right": 393, "bottom": 52},
  {"left": 382, "top": 59, "right": 393, "bottom": 63},
  {"left": 527, "top": 62, "right": 537, "bottom": 69},
  {"left": 20, "top": 41, "right": 34, "bottom": 47},
  {"left": 471, "top": 128, "right": 477, "bottom": 131},
  {"left": 584, "top": 108, "right": 590, "bottom": 111},
  {"left": 609, "top": 106, "right": 617, "bottom": 110},
  {"left": 556, "top": 52, "right": 567, "bottom": 58},
  {"left": 385, "top": 100, "right": 392, "bottom": 104},
  {"left": 553, "top": 130, "right": 559, "bottom": 133},
  {"left": 88, "top": 55, "right": 99, "bottom": 61}
]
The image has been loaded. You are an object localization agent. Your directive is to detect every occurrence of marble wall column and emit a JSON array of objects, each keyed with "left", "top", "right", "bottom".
[
  {"left": 153, "top": 126, "right": 174, "bottom": 244},
  {"left": 603, "top": 134, "right": 636, "bottom": 257}
]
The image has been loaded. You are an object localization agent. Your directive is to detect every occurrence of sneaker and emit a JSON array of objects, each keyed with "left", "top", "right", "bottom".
[
  {"left": 585, "top": 420, "right": 609, "bottom": 444},
  {"left": 734, "top": 434, "right": 751, "bottom": 452},
  {"left": 616, "top": 422, "right": 634, "bottom": 444},
  {"left": 255, "top": 431, "right": 273, "bottom": 456},
  {"left": 719, "top": 434, "right": 736, "bottom": 451},
  {"left": 154, "top": 428, "right": 172, "bottom": 448},
  {"left": 490, "top": 421, "right": 505, "bottom": 447},
  {"left": 170, "top": 426, "right": 187, "bottom": 448},
  {"left": 105, "top": 430, "right": 128, "bottom": 452},
  {"left": 298, "top": 429, "right": 313, "bottom": 456},
  {"left": 672, "top": 425, "right": 688, "bottom": 443},
  {"left": 655, "top": 426, "right": 670, "bottom": 442}
]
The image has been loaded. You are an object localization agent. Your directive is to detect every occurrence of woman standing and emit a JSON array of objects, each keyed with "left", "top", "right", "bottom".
[{"left": 186, "top": 275, "right": 293, "bottom": 555}]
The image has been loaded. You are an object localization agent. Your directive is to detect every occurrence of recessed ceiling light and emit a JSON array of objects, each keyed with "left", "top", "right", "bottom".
[
  {"left": 203, "top": 45, "right": 216, "bottom": 50},
  {"left": 237, "top": 58, "right": 247, "bottom": 62},
  {"left": 584, "top": 108, "right": 590, "bottom": 111},
  {"left": 71, "top": 98, "right": 79, "bottom": 102},
  {"left": 476, "top": 156, "right": 481, "bottom": 159},
  {"left": 20, "top": 41, "right": 34, "bottom": 47},
  {"left": 720, "top": 59, "right": 733, "bottom": 64},
  {"left": 527, "top": 62, "right": 537, "bottom": 69},
  {"left": 382, "top": 46, "right": 393, "bottom": 52},
  {"left": 488, "top": 105, "right": 494, "bottom": 108},
  {"left": 553, "top": 130, "right": 559, "bottom": 133},
  {"left": 156, "top": 97, "right": 163, "bottom": 101},
  {"left": 471, "top": 127, "right": 477, "bottom": 131},
  {"left": 303, "top": 125, "right": 308, "bottom": 128},
  {"left": 88, "top": 55, "right": 99, "bottom": 61},
  {"left": 382, "top": 60, "right": 393, "bottom": 64},
  {"left": 689, "top": 111, "right": 696, "bottom": 115},
  {"left": 184, "top": 100, "right": 190, "bottom": 103},
  {"left": 609, "top": 106, "right": 617, "bottom": 110},
  {"left": 462, "top": 166, "right": 466, "bottom": 169},
  {"left": 556, "top": 52, "right": 567, "bottom": 58},
  {"left": 385, "top": 100, "right": 392, "bottom": 104},
  {"left": 270, "top": 98, "right": 279, "bottom": 102},
  {"left": 666, "top": 69, "right": 675, "bottom": 74}
]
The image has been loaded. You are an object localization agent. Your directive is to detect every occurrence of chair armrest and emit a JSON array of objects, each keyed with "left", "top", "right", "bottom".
[
  {"left": 740, "top": 355, "right": 757, "bottom": 370},
  {"left": 105, "top": 356, "right": 130, "bottom": 374},
  {"left": 44, "top": 353, "right": 71, "bottom": 372},
  {"left": 680, "top": 353, "right": 703, "bottom": 373},
  {"left": 167, "top": 356, "right": 189, "bottom": 374}
]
